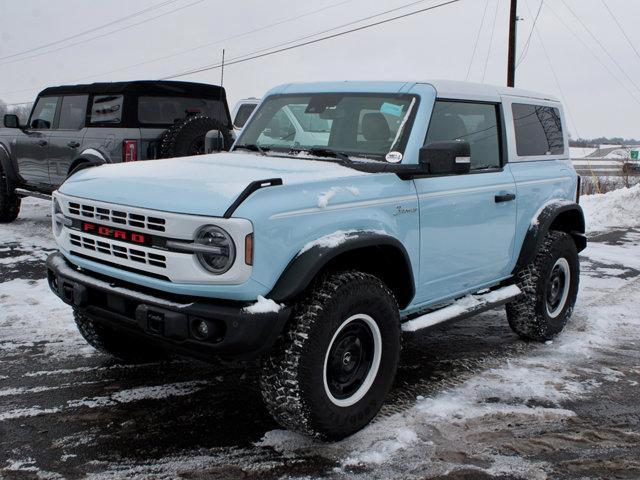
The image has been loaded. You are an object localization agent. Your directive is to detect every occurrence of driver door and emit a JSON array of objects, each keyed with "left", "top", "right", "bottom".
[
  {"left": 413, "top": 100, "right": 517, "bottom": 304},
  {"left": 15, "top": 96, "right": 59, "bottom": 187}
]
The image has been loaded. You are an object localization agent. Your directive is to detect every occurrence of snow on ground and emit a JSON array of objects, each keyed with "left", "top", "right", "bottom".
[
  {"left": 0, "top": 278, "right": 89, "bottom": 358},
  {"left": 569, "top": 147, "right": 597, "bottom": 158},
  {"left": 0, "top": 197, "right": 55, "bottom": 250},
  {"left": 1, "top": 188, "right": 640, "bottom": 479},
  {"left": 580, "top": 184, "right": 640, "bottom": 233}
]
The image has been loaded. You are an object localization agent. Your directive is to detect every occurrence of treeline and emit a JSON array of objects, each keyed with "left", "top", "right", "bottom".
[
  {"left": 571, "top": 137, "right": 640, "bottom": 147},
  {"left": 0, "top": 100, "right": 32, "bottom": 123}
]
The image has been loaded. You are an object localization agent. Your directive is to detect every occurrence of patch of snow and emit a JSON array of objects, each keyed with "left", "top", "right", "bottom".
[
  {"left": 299, "top": 229, "right": 387, "bottom": 254},
  {"left": 402, "top": 285, "right": 521, "bottom": 332},
  {"left": 0, "top": 382, "right": 209, "bottom": 422},
  {"left": 317, "top": 186, "right": 341, "bottom": 208},
  {"left": 342, "top": 427, "right": 418, "bottom": 466},
  {"left": 0, "top": 279, "right": 92, "bottom": 358},
  {"left": 243, "top": 295, "right": 282, "bottom": 314},
  {"left": 581, "top": 184, "right": 640, "bottom": 233},
  {"left": 317, "top": 185, "right": 361, "bottom": 208}
]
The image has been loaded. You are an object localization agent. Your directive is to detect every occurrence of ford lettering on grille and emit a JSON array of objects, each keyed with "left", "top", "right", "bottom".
[{"left": 82, "top": 222, "right": 150, "bottom": 246}]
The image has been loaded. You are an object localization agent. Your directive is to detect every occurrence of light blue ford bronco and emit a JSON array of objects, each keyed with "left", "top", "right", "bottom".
[{"left": 47, "top": 80, "right": 586, "bottom": 439}]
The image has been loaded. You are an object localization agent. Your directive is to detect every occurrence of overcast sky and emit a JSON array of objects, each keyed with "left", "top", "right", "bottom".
[{"left": 0, "top": 0, "right": 638, "bottom": 139}]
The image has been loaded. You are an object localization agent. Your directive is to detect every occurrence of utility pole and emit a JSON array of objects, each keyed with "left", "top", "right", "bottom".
[{"left": 507, "top": 0, "right": 518, "bottom": 87}]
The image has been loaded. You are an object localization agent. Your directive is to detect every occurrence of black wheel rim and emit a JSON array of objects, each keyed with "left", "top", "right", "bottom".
[
  {"left": 326, "top": 320, "right": 375, "bottom": 400},
  {"left": 547, "top": 259, "right": 568, "bottom": 315}
]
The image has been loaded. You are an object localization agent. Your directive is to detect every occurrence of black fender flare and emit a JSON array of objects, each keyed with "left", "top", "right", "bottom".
[
  {"left": 0, "top": 142, "right": 20, "bottom": 188},
  {"left": 269, "top": 231, "right": 415, "bottom": 308},
  {"left": 67, "top": 149, "right": 110, "bottom": 179},
  {"left": 514, "top": 202, "right": 587, "bottom": 271}
]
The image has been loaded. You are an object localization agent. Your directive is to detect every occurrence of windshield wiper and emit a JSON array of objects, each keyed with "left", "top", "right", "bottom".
[
  {"left": 303, "top": 147, "right": 352, "bottom": 163},
  {"left": 234, "top": 143, "right": 269, "bottom": 156}
]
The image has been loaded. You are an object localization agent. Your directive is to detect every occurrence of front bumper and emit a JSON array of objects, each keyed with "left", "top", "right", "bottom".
[{"left": 47, "top": 253, "right": 290, "bottom": 360}]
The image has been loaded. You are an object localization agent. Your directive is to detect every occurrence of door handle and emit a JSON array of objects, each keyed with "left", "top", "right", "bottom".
[
  {"left": 495, "top": 193, "right": 516, "bottom": 203},
  {"left": 37, "top": 140, "right": 48, "bottom": 147},
  {"left": 67, "top": 141, "right": 80, "bottom": 148}
]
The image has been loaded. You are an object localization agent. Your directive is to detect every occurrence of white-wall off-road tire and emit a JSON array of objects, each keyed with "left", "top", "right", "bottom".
[
  {"left": 260, "top": 271, "right": 400, "bottom": 440},
  {"left": 0, "top": 164, "right": 20, "bottom": 223},
  {"left": 74, "top": 309, "right": 167, "bottom": 363},
  {"left": 507, "top": 230, "right": 579, "bottom": 341}
]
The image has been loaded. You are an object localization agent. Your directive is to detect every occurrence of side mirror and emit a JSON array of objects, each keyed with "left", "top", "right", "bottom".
[
  {"left": 205, "top": 129, "right": 225, "bottom": 153},
  {"left": 4, "top": 114, "right": 20, "bottom": 129},
  {"left": 419, "top": 141, "right": 471, "bottom": 175}
]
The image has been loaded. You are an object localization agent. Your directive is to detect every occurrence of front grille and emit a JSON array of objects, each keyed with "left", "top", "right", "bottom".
[
  {"left": 70, "top": 232, "right": 167, "bottom": 268},
  {"left": 67, "top": 202, "right": 166, "bottom": 232}
]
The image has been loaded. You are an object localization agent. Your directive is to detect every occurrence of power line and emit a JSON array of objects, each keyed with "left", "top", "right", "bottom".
[
  {"left": 0, "top": 0, "right": 425, "bottom": 98},
  {"left": 557, "top": 0, "right": 640, "bottom": 97},
  {"left": 163, "top": 0, "right": 454, "bottom": 80},
  {"left": 481, "top": 0, "right": 500, "bottom": 83},
  {"left": 0, "top": 0, "right": 205, "bottom": 67},
  {"left": 465, "top": 0, "right": 490, "bottom": 81},
  {"left": 543, "top": 2, "right": 640, "bottom": 106},
  {"left": 516, "top": 0, "right": 543, "bottom": 69},
  {"left": 522, "top": 0, "right": 580, "bottom": 138},
  {"left": 599, "top": 0, "right": 640, "bottom": 64},
  {"left": 0, "top": 0, "right": 182, "bottom": 62}
]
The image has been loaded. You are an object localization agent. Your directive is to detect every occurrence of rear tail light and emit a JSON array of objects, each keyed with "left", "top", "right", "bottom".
[
  {"left": 123, "top": 140, "right": 138, "bottom": 162},
  {"left": 576, "top": 175, "right": 581, "bottom": 203}
]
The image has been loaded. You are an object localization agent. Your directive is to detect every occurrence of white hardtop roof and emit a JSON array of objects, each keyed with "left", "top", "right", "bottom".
[
  {"left": 423, "top": 80, "right": 560, "bottom": 103},
  {"left": 270, "top": 80, "right": 560, "bottom": 104}
]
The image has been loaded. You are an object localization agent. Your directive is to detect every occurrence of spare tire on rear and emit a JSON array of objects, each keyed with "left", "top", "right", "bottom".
[{"left": 158, "top": 114, "right": 233, "bottom": 159}]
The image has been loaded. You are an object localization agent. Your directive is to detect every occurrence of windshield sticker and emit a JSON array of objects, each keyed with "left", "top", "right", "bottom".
[
  {"left": 386, "top": 151, "right": 403, "bottom": 163},
  {"left": 380, "top": 102, "right": 404, "bottom": 117}
]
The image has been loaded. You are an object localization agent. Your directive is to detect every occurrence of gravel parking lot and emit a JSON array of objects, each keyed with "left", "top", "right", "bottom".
[{"left": 1, "top": 196, "right": 640, "bottom": 479}]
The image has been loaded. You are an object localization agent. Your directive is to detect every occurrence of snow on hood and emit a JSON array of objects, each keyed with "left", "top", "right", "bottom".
[{"left": 59, "top": 152, "right": 367, "bottom": 217}]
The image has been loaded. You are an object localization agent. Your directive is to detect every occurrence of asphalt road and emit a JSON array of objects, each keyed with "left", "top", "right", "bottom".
[{"left": 1, "top": 199, "right": 639, "bottom": 479}]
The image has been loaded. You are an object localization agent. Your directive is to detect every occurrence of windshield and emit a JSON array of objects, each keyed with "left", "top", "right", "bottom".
[{"left": 236, "top": 93, "right": 418, "bottom": 161}]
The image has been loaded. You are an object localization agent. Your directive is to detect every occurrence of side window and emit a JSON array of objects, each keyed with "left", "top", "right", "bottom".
[
  {"left": 28, "top": 96, "right": 59, "bottom": 129},
  {"left": 90, "top": 95, "right": 124, "bottom": 124},
  {"left": 58, "top": 95, "right": 88, "bottom": 130},
  {"left": 234, "top": 103, "right": 257, "bottom": 129},
  {"left": 512, "top": 103, "right": 564, "bottom": 156},
  {"left": 426, "top": 101, "right": 501, "bottom": 170}
]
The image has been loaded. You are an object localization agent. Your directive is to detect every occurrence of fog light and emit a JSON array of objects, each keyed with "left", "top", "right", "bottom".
[{"left": 196, "top": 320, "right": 209, "bottom": 338}]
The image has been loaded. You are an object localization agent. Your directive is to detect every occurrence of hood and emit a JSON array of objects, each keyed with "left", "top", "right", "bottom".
[{"left": 60, "top": 152, "right": 367, "bottom": 217}]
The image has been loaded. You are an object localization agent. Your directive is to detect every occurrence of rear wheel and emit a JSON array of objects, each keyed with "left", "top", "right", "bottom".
[
  {"left": 74, "top": 309, "right": 167, "bottom": 363},
  {"left": 0, "top": 163, "right": 20, "bottom": 223},
  {"left": 506, "top": 231, "right": 579, "bottom": 341},
  {"left": 260, "top": 271, "right": 400, "bottom": 439}
]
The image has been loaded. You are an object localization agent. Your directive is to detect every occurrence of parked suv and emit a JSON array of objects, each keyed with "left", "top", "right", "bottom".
[
  {"left": 0, "top": 80, "right": 233, "bottom": 222},
  {"left": 47, "top": 80, "right": 586, "bottom": 439}
]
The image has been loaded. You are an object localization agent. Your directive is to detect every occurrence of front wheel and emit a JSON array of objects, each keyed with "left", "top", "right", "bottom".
[
  {"left": 260, "top": 271, "right": 400, "bottom": 440},
  {"left": 0, "top": 164, "right": 20, "bottom": 223},
  {"left": 507, "top": 231, "right": 580, "bottom": 341}
]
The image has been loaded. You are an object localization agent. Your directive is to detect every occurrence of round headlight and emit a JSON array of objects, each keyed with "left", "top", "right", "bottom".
[{"left": 195, "top": 226, "right": 236, "bottom": 274}]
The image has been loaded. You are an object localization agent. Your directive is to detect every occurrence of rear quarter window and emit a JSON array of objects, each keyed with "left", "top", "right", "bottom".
[
  {"left": 90, "top": 95, "right": 123, "bottom": 124},
  {"left": 138, "top": 96, "right": 227, "bottom": 125},
  {"left": 512, "top": 103, "right": 564, "bottom": 156}
]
